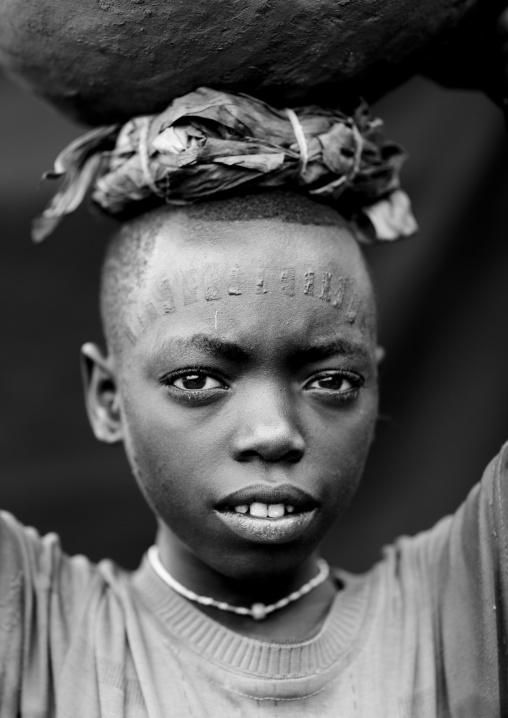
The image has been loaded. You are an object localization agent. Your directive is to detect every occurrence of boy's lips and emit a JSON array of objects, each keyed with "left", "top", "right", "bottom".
[
  {"left": 216, "top": 484, "right": 318, "bottom": 512},
  {"left": 214, "top": 484, "right": 319, "bottom": 544}
]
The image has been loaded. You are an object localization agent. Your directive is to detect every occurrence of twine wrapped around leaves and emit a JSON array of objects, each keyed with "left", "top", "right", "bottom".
[{"left": 33, "top": 87, "right": 418, "bottom": 243}]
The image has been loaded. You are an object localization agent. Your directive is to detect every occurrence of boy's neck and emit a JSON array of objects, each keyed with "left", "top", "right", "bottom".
[
  {"left": 193, "top": 576, "right": 339, "bottom": 642},
  {"left": 156, "top": 528, "right": 339, "bottom": 641}
]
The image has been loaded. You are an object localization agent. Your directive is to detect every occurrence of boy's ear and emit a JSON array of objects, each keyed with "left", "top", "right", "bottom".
[
  {"left": 80, "top": 342, "right": 123, "bottom": 444},
  {"left": 375, "top": 346, "right": 386, "bottom": 366}
]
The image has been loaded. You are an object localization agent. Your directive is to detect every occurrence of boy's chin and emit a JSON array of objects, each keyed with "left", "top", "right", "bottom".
[
  {"left": 210, "top": 504, "right": 348, "bottom": 579},
  {"left": 201, "top": 535, "right": 325, "bottom": 584},
  {"left": 156, "top": 500, "right": 345, "bottom": 585}
]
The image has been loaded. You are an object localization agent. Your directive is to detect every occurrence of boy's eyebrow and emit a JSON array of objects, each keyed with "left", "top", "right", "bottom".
[
  {"left": 153, "top": 334, "right": 370, "bottom": 364},
  {"left": 291, "top": 338, "right": 371, "bottom": 363},
  {"left": 157, "top": 334, "right": 251, "bottom": 363}
]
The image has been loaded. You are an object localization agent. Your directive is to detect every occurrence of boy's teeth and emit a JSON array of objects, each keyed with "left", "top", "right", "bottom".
[
  {"left": 250, "top": 502, "right": 268, "bottom": 518},
  {"left": 236, "top": 503, "right": 296, "bottom": 518}
]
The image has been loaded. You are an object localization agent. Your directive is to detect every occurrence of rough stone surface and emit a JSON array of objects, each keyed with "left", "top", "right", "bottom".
[{"left": 0, "top": 0, "right": 504, "bottom": 125}]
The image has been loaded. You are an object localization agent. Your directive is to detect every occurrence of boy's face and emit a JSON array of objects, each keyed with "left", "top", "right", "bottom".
[{"left": 87, "top": 217, "right": 379, "bottom": 581}]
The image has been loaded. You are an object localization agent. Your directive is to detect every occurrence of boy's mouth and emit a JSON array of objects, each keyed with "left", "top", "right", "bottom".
[
  {"left": 214, "top": 485, "right": 318, "bottom": 544},
  {"left": 229, "top": 502, "right": 297, "bottom": 518}
]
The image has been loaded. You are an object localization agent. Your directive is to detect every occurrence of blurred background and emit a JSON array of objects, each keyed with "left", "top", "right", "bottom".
[{"left": 0, "top": 70, "right": 507, "bottom": 572}]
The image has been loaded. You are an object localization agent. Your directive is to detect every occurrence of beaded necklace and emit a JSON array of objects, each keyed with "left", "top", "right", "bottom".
[{"left": 147, "top": 545, "right": 330, "bottom": 621}]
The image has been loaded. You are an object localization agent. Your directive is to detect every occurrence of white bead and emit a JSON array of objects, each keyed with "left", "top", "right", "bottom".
[{"left": 251, "top": 603, "right": 267, "bottom": 620}]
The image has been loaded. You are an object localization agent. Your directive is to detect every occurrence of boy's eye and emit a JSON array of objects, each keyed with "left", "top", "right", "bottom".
[
  {"left": 172, "top": 373, "right": 225, "bottom": 391},
  {"left": 305, "top": 371, "right": 363, "bottom": 394}
]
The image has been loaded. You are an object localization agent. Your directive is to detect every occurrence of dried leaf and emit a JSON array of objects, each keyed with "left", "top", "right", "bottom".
[
  {"left": 35, "top": 88, "right": 416, "bottom": 243},
  {"left": 362, "top": 190, "right": 419, "bottom": 242}
]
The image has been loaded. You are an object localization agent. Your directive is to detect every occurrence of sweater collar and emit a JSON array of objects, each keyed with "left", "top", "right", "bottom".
[{"left": 132, "top": 554, "right": 376, "bottom": 681}]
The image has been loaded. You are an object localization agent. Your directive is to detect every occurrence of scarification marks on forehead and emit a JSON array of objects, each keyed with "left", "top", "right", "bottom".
[
  {"left": 125, "top": 279, "right": 175, "bottom": 346},
  {"left": 280, "top": 268, "right": 295, "bottom": 297},
  {"left": 228, "top": 266, "right": 242, "bottom": 296},
  {"left": 315, "top": 274, "right": 359, "bottom": 322},
  {"left": 204, "top": 265, "right": 222, "bottom": 301},
  {"left": 256, "top": 269, "right": 268, "bottom": 295},
  {"left": 304, "top": 271, "right": 315, "bottom": 296},
  {"left": 319, "top": 272, "right": 332, "bottom": 303},
  {"left": 125, "top": 265, "right": 369, "bottom": 344},
  {"left": 158, "top": 279, "right": 176, "bottom": 314},
  {"left": 333, "top": 277, "right": 347, "bottom": 309}
]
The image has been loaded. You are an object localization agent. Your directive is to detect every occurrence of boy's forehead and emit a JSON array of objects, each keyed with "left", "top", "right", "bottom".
[
  {"left": 148, "top": 217, "right": 368, "bottom": 279},
  {"left": 119, "top": 216, "right": 376, "bottom": 351}
]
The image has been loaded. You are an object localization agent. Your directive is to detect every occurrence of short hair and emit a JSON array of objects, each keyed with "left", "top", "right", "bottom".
[{"left": 99, "top": 191, "right": 361, "bottom": 357}]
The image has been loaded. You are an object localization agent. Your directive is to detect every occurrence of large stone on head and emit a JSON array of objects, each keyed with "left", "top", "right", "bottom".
[{"left": 0, "top": 0, "right": 502, "bottom": 125}]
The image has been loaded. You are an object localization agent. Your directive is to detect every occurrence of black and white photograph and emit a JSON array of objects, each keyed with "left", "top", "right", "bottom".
[{"left": 1, "top": 1, "right": 508, "bottom": 714}]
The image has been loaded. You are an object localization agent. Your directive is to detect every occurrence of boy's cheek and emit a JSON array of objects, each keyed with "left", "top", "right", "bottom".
[{"left": 319, "top": 399, "right": 378, "bottom": 508}]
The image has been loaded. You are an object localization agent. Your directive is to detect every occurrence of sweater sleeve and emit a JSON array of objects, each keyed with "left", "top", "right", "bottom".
[
  {"left": 0, "top": 510, "right": 99, "bottom": 715},
  {"left": 392, "top": 442, "right": 508, "bottom": 716},
  {"left": 439, "top": 443, "right": 508, "bottom": 714}
]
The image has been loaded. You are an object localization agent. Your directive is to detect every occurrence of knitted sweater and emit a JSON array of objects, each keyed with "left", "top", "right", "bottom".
[{"left": 1, "top": 444, "right": 508, "bottom": 716}]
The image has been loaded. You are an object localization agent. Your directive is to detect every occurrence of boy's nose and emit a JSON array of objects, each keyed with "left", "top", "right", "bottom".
[{"left": 231, "top": 385, "right": 305, "bottom": 464}]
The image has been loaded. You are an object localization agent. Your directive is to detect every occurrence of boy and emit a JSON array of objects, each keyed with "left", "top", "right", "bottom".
[
  {"left": 2, "top": 85, "right": 506, "bottom": 715},
  {"left": 1, "top": 189, "right": 507, "bottom": 716}
]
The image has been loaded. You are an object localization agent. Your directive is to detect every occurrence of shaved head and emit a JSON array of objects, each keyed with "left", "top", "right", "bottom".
[{"left": 99, "top": 191, "right": 373, "bottom": 359}]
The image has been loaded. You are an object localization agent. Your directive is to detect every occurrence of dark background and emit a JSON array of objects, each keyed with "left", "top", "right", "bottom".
[{"left": 1, "top": 71, "right": 507, "bottom": 572}]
